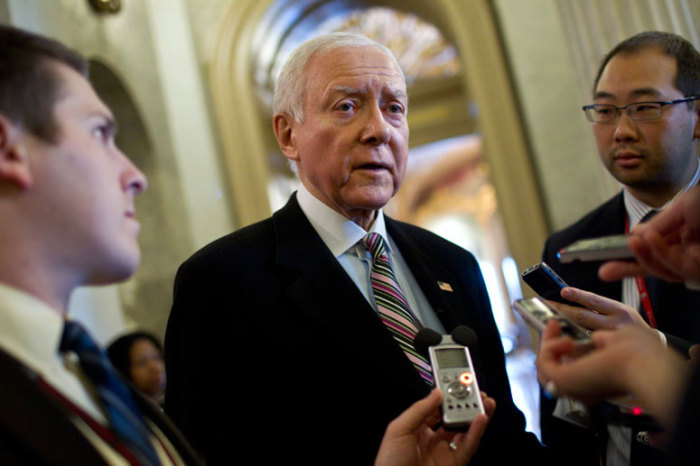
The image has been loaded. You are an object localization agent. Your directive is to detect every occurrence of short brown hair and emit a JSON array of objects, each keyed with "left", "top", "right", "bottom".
[{"left": 0, "top": 25, "right": 88, "bottom": 141}]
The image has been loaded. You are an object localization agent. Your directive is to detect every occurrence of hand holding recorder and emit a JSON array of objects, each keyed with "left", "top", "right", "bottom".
[
  {"left": 375, "top": 389, "right": 495, "bottom": 466},
  {"left": 374, "top": 326, "right": 496, "bottom": 466}
]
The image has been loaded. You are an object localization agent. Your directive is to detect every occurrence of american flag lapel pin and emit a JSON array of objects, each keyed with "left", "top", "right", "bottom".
[{"left": 437, "top": 281, "right": 453, "bottom": 292}]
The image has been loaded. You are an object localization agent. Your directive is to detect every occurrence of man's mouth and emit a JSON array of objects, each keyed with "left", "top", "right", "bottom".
[
  {"left": 613, "top": 150, "right": 643, "bottom": 167},
  {"left": 358, "top": 162, "right": 388, "bottom": 170}
]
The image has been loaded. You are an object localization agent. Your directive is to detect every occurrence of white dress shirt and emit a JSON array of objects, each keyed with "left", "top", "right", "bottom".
[{"left": 296, "top": 184, "right": 446, "bottom": 334}]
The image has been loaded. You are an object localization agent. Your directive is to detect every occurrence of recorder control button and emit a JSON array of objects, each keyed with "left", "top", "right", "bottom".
[
  {"left": 459, "top": 372, "right": 474, "bottom": 385},
  {"left": 447, "top": 382, "right": 470, "bottom": 399}
]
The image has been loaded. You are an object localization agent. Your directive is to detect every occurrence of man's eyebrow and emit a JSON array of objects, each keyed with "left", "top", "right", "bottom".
[
  {"left": 594, "top": 87, "right": 663, "bottom": 100},
  {"left": 327, "top": 85, "right": 407, "bottom": 100},
  {"left": 388, "top": 88, "right": 408, "bottom": 101},
  {"left": 329, "top": 85, "right": 359, "bottom": 96}
]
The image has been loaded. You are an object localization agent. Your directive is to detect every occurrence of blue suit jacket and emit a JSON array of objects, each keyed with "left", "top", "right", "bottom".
[{"left": 164, "top": 193, "right": 551, "bottom": 465}]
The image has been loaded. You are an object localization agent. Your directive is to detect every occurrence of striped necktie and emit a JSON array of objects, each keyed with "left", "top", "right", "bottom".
[
  {"left": 363, "top": 233, "right": 434, "bottom": 386},
  {"left": 60, "top": 321, "right": 161, "bottom": 466}
]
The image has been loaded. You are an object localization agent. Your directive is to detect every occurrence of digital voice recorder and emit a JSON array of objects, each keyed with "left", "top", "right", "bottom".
[
  {"left": 557, "top": 234, "right": 635, "bottom": 263},
  {"left": 513, "top": 297, "right": 594, "bottom": 356},
  {"left": 416, "top": 327, "right": 485, "bottom": 429}
]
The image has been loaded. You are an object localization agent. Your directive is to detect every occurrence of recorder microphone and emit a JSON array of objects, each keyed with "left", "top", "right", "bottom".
[
  {"left": 414, "top": 327, "right": 442, "bottom": 358},
  {"left": 451, "top": 325, "right": 477, "bottom": 349}
]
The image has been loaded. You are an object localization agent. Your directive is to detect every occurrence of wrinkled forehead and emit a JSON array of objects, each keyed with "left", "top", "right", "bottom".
[{"left": 304, "top": 45, "right": 406, "bottom": 98}]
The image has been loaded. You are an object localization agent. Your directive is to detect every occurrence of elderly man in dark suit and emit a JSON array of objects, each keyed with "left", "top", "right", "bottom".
[
  {"left": 164, "top": 32, "right": 549, "bottom": 465},
  {"left": 539, "top": 31, "right": 700, "bottom": 466},
  {"left": 0, "top": 25, "right": 201, "bottom": 465}
]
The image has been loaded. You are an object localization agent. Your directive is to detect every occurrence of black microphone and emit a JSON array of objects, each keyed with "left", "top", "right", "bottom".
[
  {"left": 451, "top": 325, "right": 477, "bottom": 349},
  {"left": 414, "top": 327, "right": 442, "bottom": 357}
]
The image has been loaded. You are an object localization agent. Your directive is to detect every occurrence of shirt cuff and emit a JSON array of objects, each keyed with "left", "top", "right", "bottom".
[{"left": 685, "top": 280, "right": 700, "bottom": 291}]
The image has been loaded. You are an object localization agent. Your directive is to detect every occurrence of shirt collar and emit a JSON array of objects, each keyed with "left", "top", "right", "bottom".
[
  {"left": 0, "top": 282, "right": 64, "bottom": 377},
  {"left": 296, "top": 183, "right": 390, "bottom": 257},
  {"left": 624, "top": 156, "right": 700, "bottom": 228}
]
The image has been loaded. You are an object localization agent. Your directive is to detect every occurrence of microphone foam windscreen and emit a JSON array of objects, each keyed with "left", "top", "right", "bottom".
[
  {"left": 451, "top": 325, "right": 478, "bottom": 348},
  {"left": 413, "top": 328, "right": 442, "bottom": 357}
]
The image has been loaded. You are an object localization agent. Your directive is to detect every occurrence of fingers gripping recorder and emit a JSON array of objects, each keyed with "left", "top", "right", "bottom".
[{"left": 414, "top": 326, "right": 485, "bottom": 429}]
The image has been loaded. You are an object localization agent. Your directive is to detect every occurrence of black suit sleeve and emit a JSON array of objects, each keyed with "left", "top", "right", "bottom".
[{"left": 164, "top": 258, "right": 229, "bottom": 461}]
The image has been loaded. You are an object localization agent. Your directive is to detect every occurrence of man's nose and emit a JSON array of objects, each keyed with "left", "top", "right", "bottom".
[
  {"left": 613, "top": 111, "right": 640, "bottom": 142},
  {"left": 120, "top": 150, "right": 148, "bottom": 195},
  {"left": 360, "top": 105, "right": 391, "bottom": 145}
]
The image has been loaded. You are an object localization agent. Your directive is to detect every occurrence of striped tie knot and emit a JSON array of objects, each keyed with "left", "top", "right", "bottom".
[{"left": 363, "top": 232, "right": 387, "bottom": 261}]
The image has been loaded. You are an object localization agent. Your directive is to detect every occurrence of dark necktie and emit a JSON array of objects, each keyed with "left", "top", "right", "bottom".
[
  {"left": 363, "top": 233, "right": 434, "bottom": 385},
  {"left": 640, "top": 209, "right": 658, "bottom": 224},
  {"left": 60, "top": 321, "right": 161, "bottom": 466}
]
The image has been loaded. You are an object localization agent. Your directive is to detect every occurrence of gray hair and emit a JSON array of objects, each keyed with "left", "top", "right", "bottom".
[{"left": 273, "top": 32, "right": 404, "bottom": 122}]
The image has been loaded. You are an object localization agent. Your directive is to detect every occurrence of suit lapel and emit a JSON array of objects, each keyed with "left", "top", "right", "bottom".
[
  {"left": 385, "top": 217, "right": 465, "bottom": 332},
  {"left": 271, "top": 195, "right": 391, "bottom": 345},
  {"left": 0, "top": 347, "right": 107, "bottom": 466},
  {"left": 569, "top": 192, "right": 625, "bottom": 300},
  {"left": 269, "top": 197, "right": 439, "bottom": 392}
]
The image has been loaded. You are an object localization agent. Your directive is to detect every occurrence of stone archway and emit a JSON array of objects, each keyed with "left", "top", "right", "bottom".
[{"left": 209, "top": 0, "right": 548, "bottom": 274}]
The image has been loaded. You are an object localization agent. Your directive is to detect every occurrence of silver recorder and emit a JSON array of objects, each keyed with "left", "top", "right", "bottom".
[
  {"left": 428, "top": 335, "right": 485, "bottom": 429},
  {"left": 513, "top": 297, "right": 594, "bottom": 357},
  {"left": 557, "top": 234, "right": 634, "bottom": 263}
]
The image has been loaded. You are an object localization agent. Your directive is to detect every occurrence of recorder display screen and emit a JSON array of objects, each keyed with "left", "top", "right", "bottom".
[{"left": 435, "top": 348, "right": 468, "bottom": 368}]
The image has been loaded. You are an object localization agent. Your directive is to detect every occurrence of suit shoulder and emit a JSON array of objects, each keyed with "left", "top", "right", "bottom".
[
  {"left": 389, "top": 219, "right": 477, "bottom": 260},
  {"left": 181, "top": 216, "right": 276, "bottom": 270},
  {"left": 545, "top": 194, "right": 624, "bottom": 253}
]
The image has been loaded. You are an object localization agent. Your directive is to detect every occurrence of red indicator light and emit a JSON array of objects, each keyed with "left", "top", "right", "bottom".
[
  {"left": 459, "top": 372, "right": 473, "bottom": 385},
  {"left": 631, "top": 406, "right": 643, "bottom": 416}
]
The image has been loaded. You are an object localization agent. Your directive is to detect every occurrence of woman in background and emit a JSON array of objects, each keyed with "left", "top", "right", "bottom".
[{"left": 107, "top": 331, "right": 167, "bottom": 407}]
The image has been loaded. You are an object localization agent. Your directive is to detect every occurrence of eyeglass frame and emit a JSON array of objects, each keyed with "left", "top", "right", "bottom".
[{"left": 582, "top": 96, "right": 700, "bottom": 123}]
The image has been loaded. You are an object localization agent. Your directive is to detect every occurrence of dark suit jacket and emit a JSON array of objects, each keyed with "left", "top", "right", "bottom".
[
  {"left": 0, "top": 346, "right": 201, "bottom": 465},
  {"left": 164, "top": 194, "right": 551, "bottom": 465},
  {"left": 540, "top": 191, "right": 700, "bottom": 466}
]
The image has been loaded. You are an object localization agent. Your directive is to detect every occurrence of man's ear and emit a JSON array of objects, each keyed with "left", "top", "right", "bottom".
[
  {"left": 693, "top": 100, "right": 700, "bottom": 139},
  {"left": 273, "top": 112, "right": 300, "bottom": 162},
  {"left": 0, "top": 114, "right": 32, "bottom": 189}
]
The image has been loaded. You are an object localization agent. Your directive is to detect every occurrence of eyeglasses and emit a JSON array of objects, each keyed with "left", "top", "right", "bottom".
[{"left": 582, "top": 96, "right": 700, "bottom": 123}]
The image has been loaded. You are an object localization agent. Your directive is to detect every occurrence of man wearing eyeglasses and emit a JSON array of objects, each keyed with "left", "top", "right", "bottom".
[{"left": 539, "top": 31, "right": 700, "bottom": 466}]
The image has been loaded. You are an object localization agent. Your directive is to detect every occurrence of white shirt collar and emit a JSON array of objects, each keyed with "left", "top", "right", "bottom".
[
  {"left": 624, "top": 157, "right": 700, "bottom": 228},
  {"left": 296, "top": 184, "right": 390, "bottom": 257},
  {"left": 0, "top": 282, "right": 64, "bottom": 377}
]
